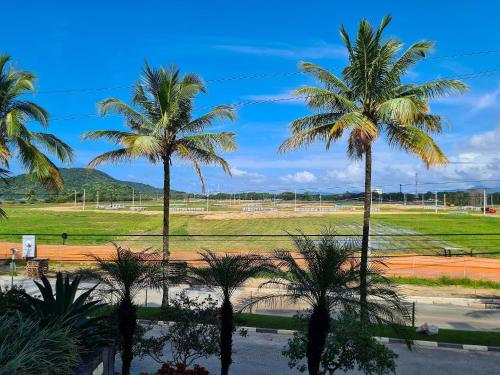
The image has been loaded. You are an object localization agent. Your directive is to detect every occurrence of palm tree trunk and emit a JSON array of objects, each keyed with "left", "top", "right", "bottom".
[
  {"left": 306, "top": 304, "right": 330, "bottom": 375},
  {"left": 161, "top": 159, "right": 171, "bottom": 309},
  {"left": 220, "top": 298, "right": 233, "bottom": 375},
  {"left": 118, "top": 294, "right": 137, "bottom": 375},
  {"left": 360, "top": 144, "right": 372, "bottom": 321}
]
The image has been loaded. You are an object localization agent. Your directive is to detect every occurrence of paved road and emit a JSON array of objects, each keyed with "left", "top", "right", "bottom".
[{"left": 124, "top": 330, "right": 500, "bottom": 375}]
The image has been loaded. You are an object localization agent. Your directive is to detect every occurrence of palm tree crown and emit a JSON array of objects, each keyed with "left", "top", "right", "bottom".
[
  {"left": 279, "top": 15, "right": 467, "bottom": 164},
  {"left": 83, "top": 63, "right": 237, "bottom": 189},
  {"left": 0, "top": 55, "right": 73, "bottom": 190}
]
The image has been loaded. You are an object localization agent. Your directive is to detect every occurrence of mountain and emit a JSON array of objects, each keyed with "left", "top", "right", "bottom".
[{"left": 0, "top": 168, "right": 183, "bottom": 201}]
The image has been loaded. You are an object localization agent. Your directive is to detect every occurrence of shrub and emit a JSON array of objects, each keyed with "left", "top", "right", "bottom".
[
  {"left": 10, "top": 272, "right": 109, "bottom": 351},
  {"left": 0, "top": 313, "right": 80, "bottom": 375},
  {"left": 136, "top": 292, "right": 220, "bottom": 366},
  {"left": 283, "top": 313, "right": 397, "bottom": 375}
]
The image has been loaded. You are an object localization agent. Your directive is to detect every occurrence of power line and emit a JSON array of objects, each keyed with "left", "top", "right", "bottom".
[
  {"left": 35, "top": 48, "right": 500, "bottom": 95},
  {"left": 44, "top": 68, "right": 500, "bottom": 122}
]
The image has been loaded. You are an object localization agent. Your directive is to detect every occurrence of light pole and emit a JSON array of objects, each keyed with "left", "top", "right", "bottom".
[{"left": 10, "top": 247, "right": 18, "bottom": 288}]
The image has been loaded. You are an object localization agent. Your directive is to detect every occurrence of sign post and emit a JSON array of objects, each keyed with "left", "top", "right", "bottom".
[{"left": 22, "top": 235, "right": 36, "bottom": 258}]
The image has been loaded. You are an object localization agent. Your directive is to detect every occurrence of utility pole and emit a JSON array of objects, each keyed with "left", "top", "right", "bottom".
[
  {"left": 319, "top": 193, "right": 322, "bottom": 208},
  {"left": 435, "top": 192, "right": 438, "bottom": 213},
  {"left": 96, "top": 191, "right": 99, "bottom": 208},
  {"left": 74, "top": 190, "right": 77, "bottom": 207},
  {"left": 294, "top": 190, "right": 297, "bottom": 211},
  {"left": 444, "top": 193, "right": 446, "bottom": 208},
  {"left": 132, "top": 188, "right": 135, "bottom": 207},
  {"left": 82, "top": 189, "right": 86, "bottom": 211},
  {"left": 404, "top": 192, "right": 407, "bottom": 206},
  {"left": 206, "top": 189, "right": 209, "bottom": 211},
  {"left": 484, "top": 189, "right": 487, "bottom": 215},
  {"left": 139, "top": 193, "right": 142, "bottom": 205},
  {"left": 415, "top": 173, "right": 418, "bottom": 201}
]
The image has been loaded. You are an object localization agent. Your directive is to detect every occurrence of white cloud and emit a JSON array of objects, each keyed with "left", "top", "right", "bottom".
[
  {"left": 467, "top": 127, "right": 500, "bottom": 151},
  {"left": 216, "top": 42, "right": 347, "bottom": 59},
  {"left": 433, "top": 86, "right": 500, "bottom": 114},
  {"left": 230, "top": 167, "right": 266, "bottom": 182},
  {"left": 325, "top": 163, "right": 364, "bottom": 183},
  {"left": 280, "top": 171, "right": 317, "bottom": 184}
]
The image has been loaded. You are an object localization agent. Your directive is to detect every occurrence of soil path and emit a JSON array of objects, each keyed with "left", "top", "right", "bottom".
[{"left": 1, "top": 241, "right": 499, "bottom": 281}]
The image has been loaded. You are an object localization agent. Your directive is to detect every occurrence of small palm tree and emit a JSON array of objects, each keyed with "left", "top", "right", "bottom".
[
  {"left": 187, "top": 251, "right": 272, "bottom": 375},
  {"left": 252, "top": 231, "right": 409, "bottom": 375},
  {"left": 0, "top": 55, "right": 73, "bottom": 192},
  {"left": 86, "top": 246, "right": 164, "bottom": 375},
  {"left": 83, "top": 63, "right": 237, "bottom": 307},
  {"left": 279, "top": 16, "right": 467, "bottom": 318}
]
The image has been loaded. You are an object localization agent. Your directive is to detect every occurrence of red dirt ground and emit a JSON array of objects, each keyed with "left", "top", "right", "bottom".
[{"left": 1, "top": 242, "right": 499, "bottom": 281}]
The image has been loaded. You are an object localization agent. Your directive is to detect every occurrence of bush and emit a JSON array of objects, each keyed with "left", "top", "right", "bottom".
[
  {"left": 10, "top": 273, "right": 110, "bottom": 351},
  {"left": 0, "top": 313, "right": 80, "bottom": 375},
  {"left": 136, "top": 292, "right": 220, "bottom": 366},
  {"left": 283, "top": 313, "right": 397, "bottom": 375}
]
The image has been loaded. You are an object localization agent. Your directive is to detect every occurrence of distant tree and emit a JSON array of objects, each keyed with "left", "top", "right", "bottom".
[
  {"left": 279, "top": 16, "right": 467, "bottom": 319},
  {"left": 83, "top": 63, "right": 237, "bottom": 307},
  {"left": 0, "top": 55, "right": 73, "bottom": 193}
]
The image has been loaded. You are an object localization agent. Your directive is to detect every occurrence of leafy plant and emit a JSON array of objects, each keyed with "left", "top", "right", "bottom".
[
  {"left": 83, "top": 63, "right": 237, "bottom": 307},
  {"left": 0, "top": 313, "right": 80, "bottom": 375},
  {"left": 284, "top": 313, "right": 397, "bottom": 375},
  {"left": 137, "top": 292, "right": 220, "bottom": 366},
  {"left": 279, "top": 16, "right": 467, "bottom": 318},
  {"left": 252, "top": 230, "right": 410, "bottom": 375},
  {"left": 11, "top": 272, "right": 108, "bottom": 350},
  {"left": 187, "top": 250, "right": 273, "bottom": 375},
  {"left": 85, "top": 245, "right": 164, "bottom": 375}
]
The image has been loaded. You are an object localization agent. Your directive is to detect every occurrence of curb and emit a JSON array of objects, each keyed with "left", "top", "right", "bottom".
[
  {"left": 138, "top": 320, "right": 500, "bottom": 353},
  {"left": 240, "top": 326, "right": 500, "bottom": 353}
]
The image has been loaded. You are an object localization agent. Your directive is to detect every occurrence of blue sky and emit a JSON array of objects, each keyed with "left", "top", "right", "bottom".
[{"left": 2, "top": 1, "right": 500, "bottom": 193}]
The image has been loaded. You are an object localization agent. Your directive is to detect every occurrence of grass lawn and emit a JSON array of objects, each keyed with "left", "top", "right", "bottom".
[
  {"left": 390, "top": 275, "right": 500, "bottom": 290},
  {"left": 136, "top": 308, "right": 500, "bottom": 347},
  {"left": 0, "top": 204, "right": 498, "bottom": 256}
]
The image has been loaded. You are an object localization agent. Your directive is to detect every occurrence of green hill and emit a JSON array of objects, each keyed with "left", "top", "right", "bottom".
[{"left": 0, "top": 168, "right": 183, "bottom": 202}]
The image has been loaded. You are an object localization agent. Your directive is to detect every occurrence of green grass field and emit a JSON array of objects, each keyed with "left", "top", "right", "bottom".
[{"left": 0, "top": 203, "right": 499, "bottom": 256}]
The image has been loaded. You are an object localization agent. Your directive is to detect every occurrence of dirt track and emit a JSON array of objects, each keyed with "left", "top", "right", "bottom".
[{"left": 2, "top": 241, "right": 499, "bottom": 281}]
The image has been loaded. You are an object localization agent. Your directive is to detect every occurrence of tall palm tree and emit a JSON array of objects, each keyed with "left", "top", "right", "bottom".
[
  {"left": 187, "top": 251, "right": 272, "bottom": 375},
  {"left": 279, "top": 16, "right": 467, "bottom": 319},
  {"left": 0, "top": 55, "right": 73, "bottom": 192},
  {"left": 83, "top": 63, "right": 237, "bottom": 307},
  {"left": 252, "top": 231, "right": 409, "bottom": 375},
  {"left": 85, "top": 246, "right": 164, "bottom": 375}
]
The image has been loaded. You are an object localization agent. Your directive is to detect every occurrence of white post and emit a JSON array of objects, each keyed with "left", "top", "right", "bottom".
[
  {"left": 484, "top": 189, "right": 487, "bottom": 215},
  {"left": 294, "top": 190, "right": 297, "bottom": 211},
  {"left": 444, "top": 193, "right": 446, "bottom": 208},
  {"left": 435, "top": 192, "right": 438, "bottom": 213},
  {"left": 139, "top": 193, "right": 142, "bottom": 205},
  {"left": 404, "top": 192, "right": 407, "bottom": 206},
  {"left": 206, "top": 190, "right": 209, "bottom": 211},
  {"left": 132, "top": 189, "right": 135, "bottom": 208},
  {"left": 82, "top": 189, "right": 86, "bottom": 210},
  {"left": 74, "top": 190, "right": 77, "bottom": 207},
  {"left": 96, "top": 191, "right": 99, "bottom": 208},
  {"left": 319, "top": 193, "right": 322, "bottom": 208}
]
